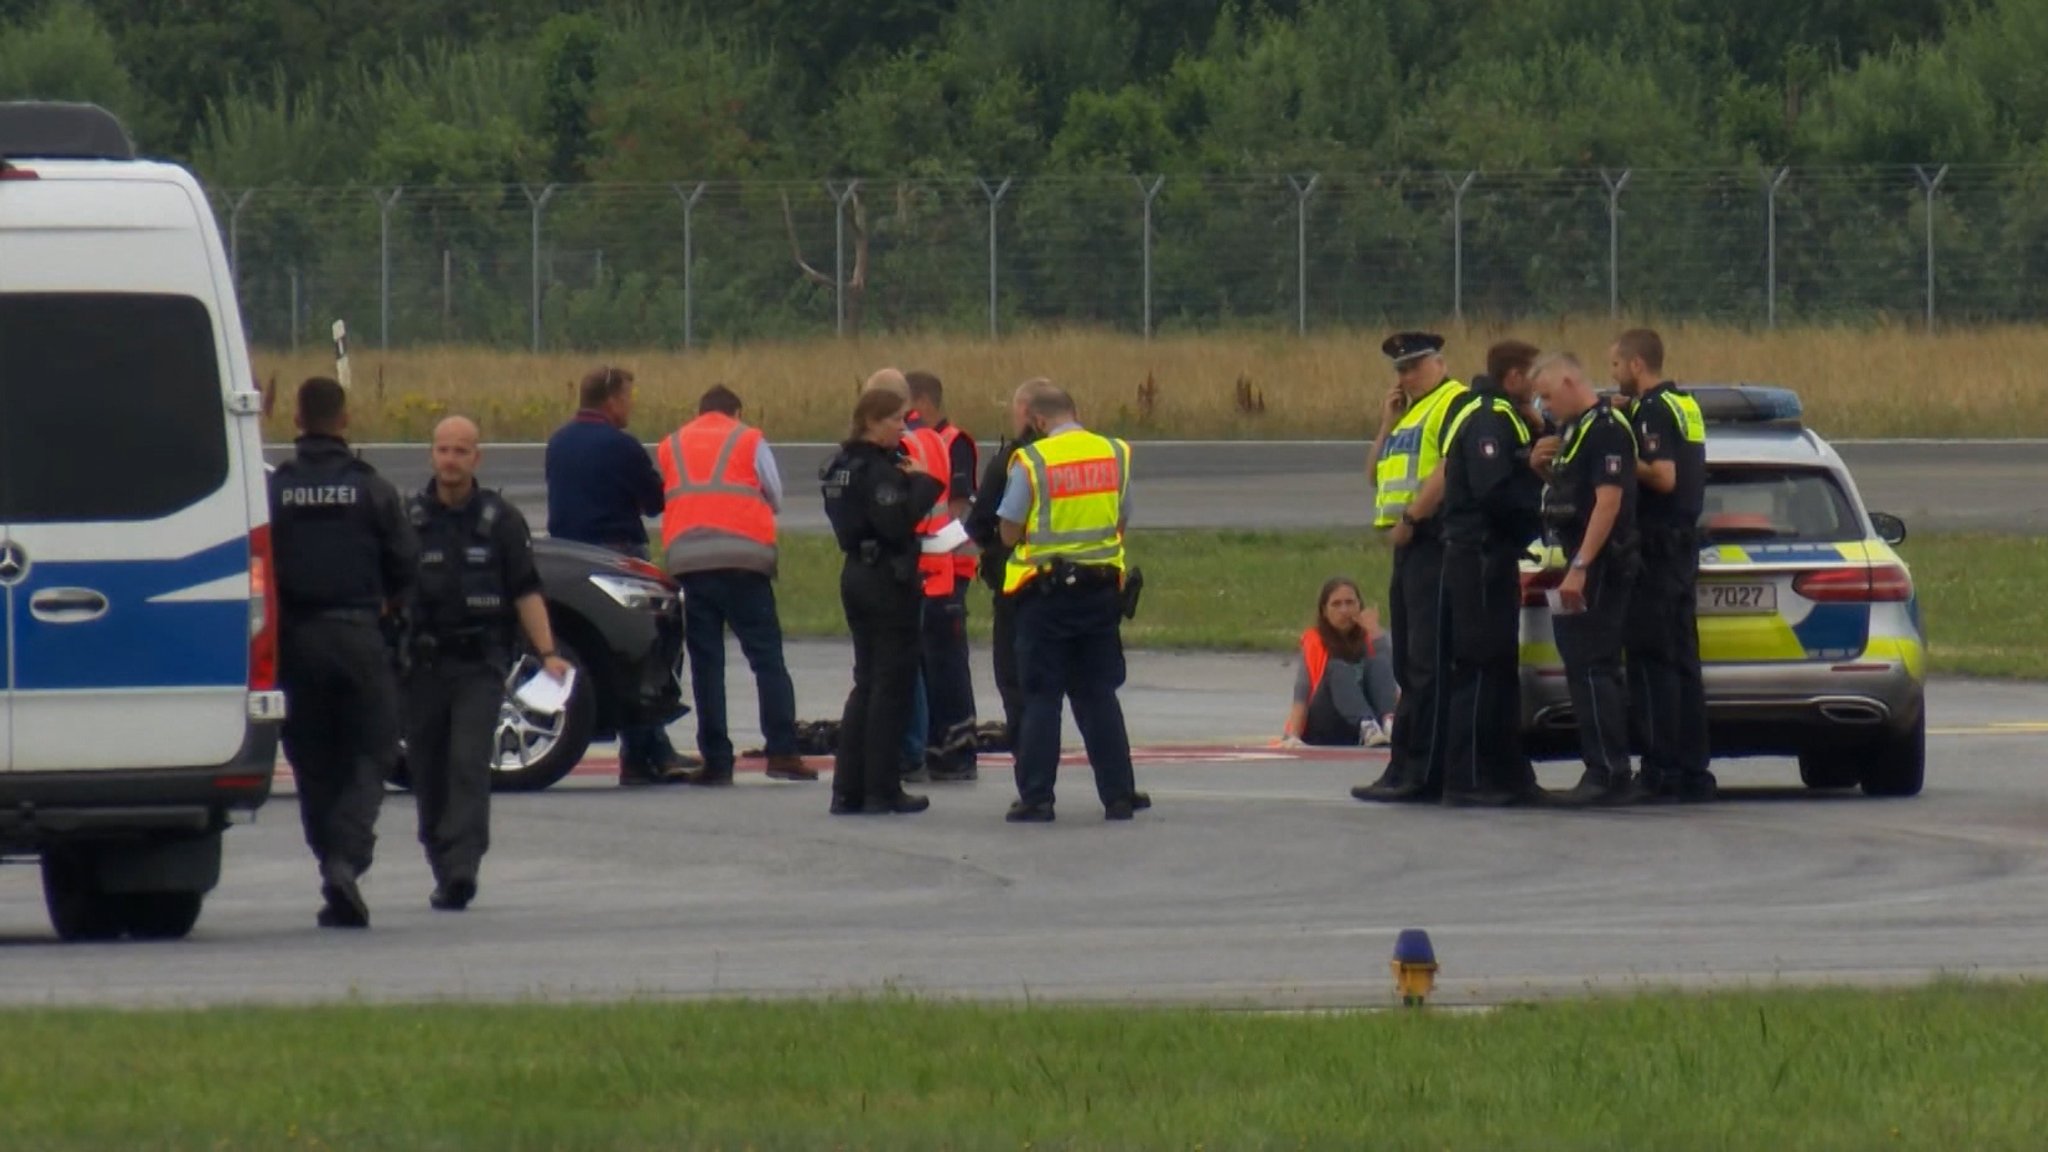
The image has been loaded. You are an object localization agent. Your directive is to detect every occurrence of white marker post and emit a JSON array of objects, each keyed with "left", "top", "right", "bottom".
[{"left": 332, "top": 319, "right": 351, "bottom": 389}]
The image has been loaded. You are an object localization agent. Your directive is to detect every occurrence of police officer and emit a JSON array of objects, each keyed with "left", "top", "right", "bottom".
[
  {"left": 1610, "top": 329, "right": 1715, "bottom": 803},
  {"left": 997, "top": 383, "right": 1149, "bottom": 823},
  {"left": 405, "top": 416, "right": 570, "bottom": 910},
  {"left": 1354, "top": 332, "right": 1470, "bottom": 804},
  {"left": 1436, "top": 342, "right": 1547, "bottom": 806},
  {"left": 1529, "top": 353, "right": 1640, "bottom": 806},
  {"left": 966, "top": 378, "right": 1057, "bottom": 753},
  {"left": 269, "top": 377, "right": 418, "bottom": 929},
  {"left": 820, "top": 388, "right": 942, "bottom": 816}
]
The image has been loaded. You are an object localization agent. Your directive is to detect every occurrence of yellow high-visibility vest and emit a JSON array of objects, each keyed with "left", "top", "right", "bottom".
[
  {"left": 1002, "top": 428, "right": 1130, "bottom": 594},
  {"left": 1372, "top": 378, "right": 1468, "bottom": 529}
]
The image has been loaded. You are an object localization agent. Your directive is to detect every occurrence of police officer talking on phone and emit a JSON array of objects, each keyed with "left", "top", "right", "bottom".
[
  {"left": 1529, "top": 353, "right": 1640, "bottom": 807},
  {"left": 1610, "top": 329, "right": 1715, "bottom": 803},
  {"left": 269, "top": 377, "right": 418, "bottom": 929},
  {"left": 404, "top": 415, "right": 571, "bottom": 911},
  {"left": 1355, "top": 332, "right": 1469, "bottom": 803}
]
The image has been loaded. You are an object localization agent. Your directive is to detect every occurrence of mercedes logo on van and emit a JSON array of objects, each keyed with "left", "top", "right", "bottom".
[{"left": 0, "top": 541, "right": 26, "bottom": 586}]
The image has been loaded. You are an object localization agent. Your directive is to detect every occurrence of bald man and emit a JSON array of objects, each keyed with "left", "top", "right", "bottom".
[{"left": 403, "top": 415, "right": 568, "bottom": 912}]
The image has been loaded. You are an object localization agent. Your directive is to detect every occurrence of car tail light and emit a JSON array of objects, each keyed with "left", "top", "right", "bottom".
[
  {"left": 0, "top": 163, "right": 38, "bottom": 181},
  {"left": 1520, "top": 567, "right": 1565, "bottom": 607},
  {"left": 1793, "top": 564, "right": 1912, "bottom": 603},
  {"left": 248, "top": 524, "right": 279, "bottom": 690},
  {"left": 618, "top": 555, "right": 670, "bottom": 584}
]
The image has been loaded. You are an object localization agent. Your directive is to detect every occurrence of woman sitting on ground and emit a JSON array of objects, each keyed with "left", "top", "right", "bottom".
[{"left": 1281, "top": 577, "right": 1398, "bottom": 748}]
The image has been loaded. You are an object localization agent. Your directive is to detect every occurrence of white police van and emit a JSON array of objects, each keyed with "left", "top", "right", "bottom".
[{"left": 0, "top": 103, "right": 283, "bottom": 940}]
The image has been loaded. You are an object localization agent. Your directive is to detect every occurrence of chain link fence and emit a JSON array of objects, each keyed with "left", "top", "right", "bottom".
[{"left": 209, "top": 166, "right": 2048, "bottom": 351}]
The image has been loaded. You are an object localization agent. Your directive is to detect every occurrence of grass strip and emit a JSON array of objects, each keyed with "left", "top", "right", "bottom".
[
  {"left": 1, "top": 982, "right": 2044, "bottom": 1150},
  {"left": 765, "top": 529, "right": 2048, "bottom": 680}
]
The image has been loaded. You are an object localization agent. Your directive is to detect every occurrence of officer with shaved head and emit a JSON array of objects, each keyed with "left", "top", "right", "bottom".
[{"left": 404, "top": 415, "right": 569, "bottom": 912}]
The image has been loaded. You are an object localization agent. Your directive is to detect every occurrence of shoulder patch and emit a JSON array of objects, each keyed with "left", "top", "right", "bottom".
[
  {"left": 875, "top": 480, "right": 905, "bottom": 507},
  {"left": 1643, "top": 431, "right": 1661, "bottom": 454},
  {"left": 1604, "top": 454, "right": 1624, "bottom": 476},
  {"left": 1479, "top": 438, "right": 1499, "bottom": 459}
]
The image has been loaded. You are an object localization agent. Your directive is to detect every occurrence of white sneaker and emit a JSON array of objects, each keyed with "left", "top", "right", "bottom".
[{"left": 1359, "top": 718, "right": 1391, "bottom": 747}]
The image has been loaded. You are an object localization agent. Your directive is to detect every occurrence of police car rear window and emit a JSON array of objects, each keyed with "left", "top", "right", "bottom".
[
  {"left": 0, "top": 293, "right": 231, "bottom": 523},
  {"left": 1699, "top": 466, "right": 1861, "bottom": 544}
]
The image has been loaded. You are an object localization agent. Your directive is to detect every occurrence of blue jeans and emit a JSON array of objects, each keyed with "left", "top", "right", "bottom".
[{"left": 680, "top": 570, "right": 800, "bottom": 767}]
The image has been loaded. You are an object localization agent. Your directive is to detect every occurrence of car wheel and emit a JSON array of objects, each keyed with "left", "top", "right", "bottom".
[
  {"left": 1859, "top": 714, "right": 1926, "bottom": 798},
  {"left": 1796, "top": 750, "right": 1862, "bottom": 790},
  {"left": 489, "top": 640, "right": 598, "bottom": 793},
  {"left": 41, "top": 847, "right": 123, "bottom": 943},
  {"left": 117, "top": 892, "right": 205, "bottom": 940}
]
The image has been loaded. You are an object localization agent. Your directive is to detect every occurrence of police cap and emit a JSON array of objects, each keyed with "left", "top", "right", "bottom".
[{"left": 1382, "top": 331, "right": 1445, "bottom": 367}]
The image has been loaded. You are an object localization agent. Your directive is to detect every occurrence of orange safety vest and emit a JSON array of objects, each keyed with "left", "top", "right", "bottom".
[
  {"left": 934, "top": 421, "right": 979, "bottom": 580},
  {"left": 904, "top": 424, "right": 956, "bottom": 598},
  {"left": 1299, "top": 628, "right": 1376, "bottom": 698},
  {"left": 657, "top": 413, "right": 777, "bottom": 572}
]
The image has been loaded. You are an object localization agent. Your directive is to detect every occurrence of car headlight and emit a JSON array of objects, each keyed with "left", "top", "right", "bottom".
[{"left": 588, "top": 573, "right": 678, "bottom": 613}]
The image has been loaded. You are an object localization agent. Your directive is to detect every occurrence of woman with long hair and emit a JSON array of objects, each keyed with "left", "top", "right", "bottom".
[
  {"left": 818, "top": 387, "right": 943, "bottom": 815},
  {"left": 1281, "top": 577, "right": 1398, "bottom": 747}
]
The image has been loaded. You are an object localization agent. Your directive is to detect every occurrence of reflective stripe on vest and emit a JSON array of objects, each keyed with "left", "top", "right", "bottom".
[
  {"left": 1660, "top": 389, "right": 1706, "bottom": 445},
  {"left": 1002, "top": 430, "right": 1129, "bottom": 594},
  {"left": 1558, "top": 402, "right": 1637, "bottom": 469},
  {"left": 1372, "top": 379, "right": 1468, "bottom": 528},
  {"left": 907, "top": 426, "right": 957, "bottom": 597},
  {"left": 659, "top": 414, "right": 776, "bottom": 568},
  {"left": 1440, "top": 393, "right": 1533, "bottom": 453}
]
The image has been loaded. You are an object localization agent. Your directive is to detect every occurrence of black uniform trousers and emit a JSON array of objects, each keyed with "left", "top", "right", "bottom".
[
  {"left": 279, "top": 613, "right": 398, "bottom": 876},
  {"left": 836, "top": 561, "right": 923, "bottom": 807},
  {"left": 1554, "top": 556, "right": 1636, "bottom": 786},
  {"left": 1440, "top": 542, "right": 1533, "bottom": 796},
  {"left": 990, "top": 591, "right": 1025, "bottom": 749},
  {"left": 405, "top": 652, "right": 506, "bottom": 886},
  {"left": 1625, "top": 530, "right": 1710, "bottom": 789},
  {"left": 1382, "top": 536, "right": 1449, "bottom": 791},
  {"left": 922, "top": 585, "right": 979, "bottom": 765},
  {"left": 1011, "top": 578, "right": 1137, "bottom": 810}
]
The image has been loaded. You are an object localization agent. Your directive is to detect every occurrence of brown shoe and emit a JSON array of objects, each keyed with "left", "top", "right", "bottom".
[{"left": 765, "top": 755, "right": 818, "bottom": 782}]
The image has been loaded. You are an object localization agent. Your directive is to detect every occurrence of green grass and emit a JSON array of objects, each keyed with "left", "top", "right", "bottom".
[
  {"left": 767, "top": 529, "right": 2048, "bottom": 680},
  {"left": 2, "top": 982, "right": 2046, "bottom": 1149}
]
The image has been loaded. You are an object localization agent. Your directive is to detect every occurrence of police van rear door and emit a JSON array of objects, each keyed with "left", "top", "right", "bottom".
[{"left": 0, "top": 167, "right": 255, "bottom": 772}]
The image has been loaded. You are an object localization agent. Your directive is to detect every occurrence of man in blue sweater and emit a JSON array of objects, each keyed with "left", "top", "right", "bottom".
[{"left": 545, "top": 366, "right": 695, "bottom": 785}]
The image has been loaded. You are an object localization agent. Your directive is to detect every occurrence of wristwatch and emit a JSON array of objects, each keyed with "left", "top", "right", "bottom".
[
  {"left": 1569, "top": 556, "right": 1589, "bottom": 571},
  {"left": 1399, "top": 512, "right": 1418, "bottom": 528}
]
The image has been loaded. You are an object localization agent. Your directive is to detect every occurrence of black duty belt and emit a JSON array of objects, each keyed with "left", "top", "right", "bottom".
[{"left": 284, "top": 605, "right": 380, "bottom": 626}]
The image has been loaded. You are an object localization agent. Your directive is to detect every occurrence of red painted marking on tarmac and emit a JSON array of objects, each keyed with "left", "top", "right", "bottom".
[{"left": 270, "top": 744, "right": 1380, "bottom": 782}]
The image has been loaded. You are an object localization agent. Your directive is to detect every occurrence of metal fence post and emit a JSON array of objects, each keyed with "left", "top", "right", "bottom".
[
  {"left": 1136, "top": 176, "right": 1164, "bottom": 339},
  {"left": 1287, "top": 174, "right": 1319, "bottom": 335},
  {"left": 523, "top": 183, "right": 557, "bottom": 352},
  {"left": 442, "top": 249, "right": 452, "bottom": 331},
  {"left": 977, "top": 177, "right": 1014, "bottom": 338},
  {"left": 1448, "top": 172, "right": 1477, "bottom": 321},
  {"left": 1601, "top": 169, "right": 1631, "bottom": 320},
  {"left": 1764, "top": 168, "right": 1790, "bottom": 329},
  {"left": 227, "top": 189, "right": 253, "bottom": 288},
  {"left": 673, "top": 182, "right": 707, "bottom": 348},
  {"left": 375, "top": 187, "right": 403, "bottom": 350},
  {"left": 1913, "top": 165, "right": 1948, "bottom": 333},
  {"left": 289, "top": 266, "right": 301, "bottom": 352},
  {"left": 826, "top": 180, "right": 860, "bottom": 337}
]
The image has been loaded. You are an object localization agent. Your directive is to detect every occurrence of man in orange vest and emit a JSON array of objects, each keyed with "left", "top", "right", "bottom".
[
  {"left": 906, "top": 371, "right": 981, "bottom": 783},
  {"left": 658, "top": 385, "right": 811, "bottom": 785}
]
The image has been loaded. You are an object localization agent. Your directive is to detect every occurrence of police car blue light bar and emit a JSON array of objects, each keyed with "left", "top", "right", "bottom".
[{"left": 1683, "top": 384, "right": 1803, "bottom": 426}]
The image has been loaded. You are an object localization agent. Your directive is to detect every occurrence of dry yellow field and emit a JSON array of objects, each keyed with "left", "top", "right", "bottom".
[{"left": 251, "top": 320, "right": 2045, "bottom": 442}]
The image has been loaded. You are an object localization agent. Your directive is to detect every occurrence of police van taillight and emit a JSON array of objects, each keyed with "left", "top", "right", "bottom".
[
  {"left": 248, "top": 524, "right": 279, "bottom": 691},
  {"left": 0, "top": 161, "right": 37, "bottom": 181}
]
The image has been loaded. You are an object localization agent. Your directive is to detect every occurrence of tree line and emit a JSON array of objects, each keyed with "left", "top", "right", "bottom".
[{"left": 5, "top": 0, "right": 2047, "bottom": 346}]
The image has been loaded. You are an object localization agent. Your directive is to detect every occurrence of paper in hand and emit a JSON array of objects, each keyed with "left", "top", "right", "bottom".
[
  {"left": 920, "top": 520, "right": 971, "bottom": 555},
  {"left": 513, "top": 665, "right": 576, "bottom": 713}
]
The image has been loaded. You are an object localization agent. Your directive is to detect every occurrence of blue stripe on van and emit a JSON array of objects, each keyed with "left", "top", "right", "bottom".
[{"left": 10, "top": 536, "right": 249, "bottom": 691}]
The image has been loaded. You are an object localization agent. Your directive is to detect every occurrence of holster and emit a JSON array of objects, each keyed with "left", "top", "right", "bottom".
[{"left": 1120, "top": 567, "right": 1145, "bottom": 620}]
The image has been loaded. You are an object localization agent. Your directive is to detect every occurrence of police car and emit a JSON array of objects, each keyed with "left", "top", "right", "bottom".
[
  {"left": 1518, "top": 385, "right": 1927, "bottom": 797},
  {"left": 0, "top": 103, "right": 283, "bottom": 941}
]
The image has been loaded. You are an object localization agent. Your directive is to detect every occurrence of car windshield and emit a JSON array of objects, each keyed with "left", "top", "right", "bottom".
[{"left": 1699, "top": 465, "right": 1862, "bottom": 544}]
